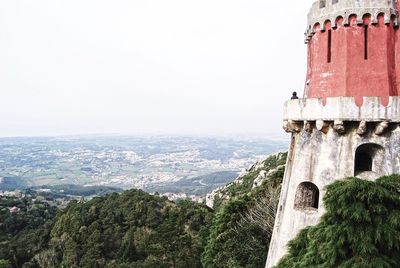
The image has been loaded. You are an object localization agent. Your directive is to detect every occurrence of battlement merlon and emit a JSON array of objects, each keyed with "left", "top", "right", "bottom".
[
  {"left": 306, "top": 0, "right": 397, "bottom": 41},
  {"left": 283, "top": 96, "right": 400, "bottom": 122}
]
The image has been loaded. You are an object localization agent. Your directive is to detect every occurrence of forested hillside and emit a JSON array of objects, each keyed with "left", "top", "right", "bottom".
[
  {"left": 206, "top": 152, "right": 286, "bottom": 210},
  {"left": 5, "top": 190, "right": 212, "bottom": 268},
  {"left": 4, "top": 153, "right": 399, "bottom": 268},
  {"left": 202, "top": 152, "right": 287, "bottom": 267},
  {"left": 0, "top": 193, "right": 57, "bottom": 268},
  {"left": 0, "top": 152, "right": 288, "bottom": 268}
]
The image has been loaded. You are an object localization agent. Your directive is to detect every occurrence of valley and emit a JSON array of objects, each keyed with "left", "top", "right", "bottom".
[{"left": 0, "top": 135, "right": 287, "bottom": 200}]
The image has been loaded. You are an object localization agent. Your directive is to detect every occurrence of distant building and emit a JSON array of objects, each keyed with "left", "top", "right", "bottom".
[{"left": 266, "top": 1, "right": 400, "bottom": 267}]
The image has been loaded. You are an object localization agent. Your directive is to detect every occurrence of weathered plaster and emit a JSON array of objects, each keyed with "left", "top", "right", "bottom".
[
  {"left": 283, "top": 97, "right": 400, "bottom": 122},
  {"left": 266, "top": 2, "right": 400, "bottom": 267},
  {"left": 306, "top": 0, "right": 397, "bottom": 39},
  {"left": 265, "top": 123, "right": 400, "bottom": 267}
]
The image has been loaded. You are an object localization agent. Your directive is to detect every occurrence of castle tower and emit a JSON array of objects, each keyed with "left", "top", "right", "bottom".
[{"left": 266, "top": 1, "right": 400, "bottom": 267}]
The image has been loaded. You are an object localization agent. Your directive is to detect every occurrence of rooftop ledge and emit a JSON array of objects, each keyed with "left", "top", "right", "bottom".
[{"left": 283, "top": 96, "right": 400, "bottom": 122}]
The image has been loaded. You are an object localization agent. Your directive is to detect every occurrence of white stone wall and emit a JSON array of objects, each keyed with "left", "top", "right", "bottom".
[
  {"left": 265, "top": 122, "right": 400, "bottom": 268},
  {"left": 283, "top": 97, "right": 400, "bottom": 122}
]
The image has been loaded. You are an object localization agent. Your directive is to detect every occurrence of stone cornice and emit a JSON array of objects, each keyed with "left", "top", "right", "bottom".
[
  {"left": 283, "top": 97, "right": 400, "bottom": 122},
  {"left": 305, "top": 0, "right": 397, "bottom": 42}
]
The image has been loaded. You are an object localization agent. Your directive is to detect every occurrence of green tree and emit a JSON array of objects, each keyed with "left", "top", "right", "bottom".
[
  {"left": 202, "top": 196, "right": 270, "bottom": 268},
  {"left": 119, "top": 227, "right": 139, "bottom": 262},
  {"left": 202, "top": 153, "right": 286, "bottom": 268},
  {"left": 275, "top": 175, "right": 400, "bottom": 268},
  {"left": 0, "top": 260, "right": 11, "bottom": 268},
  {"left": 45, "top": 189, "right": 212, "bottom": 267},
  {"left": 59, "top": 234, "right": 79, "bottom": 267}
]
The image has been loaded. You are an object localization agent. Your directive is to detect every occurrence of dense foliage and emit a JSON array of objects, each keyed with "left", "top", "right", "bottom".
[
  {"left": 202, "top": 153, "right": 286, "bottom": 267},
  {"left": 202, "top": 196, "right": 270, "bottom": 268},
  {"left": 34, "top": 190, "right": 212, "bottom": 268},
  {"left": 0, "top": 152, "right": 288, "bottom": 268},
  {"left": 276, "top": 175, "right": 400, "bottom": 268},
  {"left": 0, "top": 195, "right": 57, "bottom": 268},
  {"left": 4, "top": 154, "right": 400, "bottom": 268},
  {"left": 0, "top": 189, "right": 213, "bottom": 268}
]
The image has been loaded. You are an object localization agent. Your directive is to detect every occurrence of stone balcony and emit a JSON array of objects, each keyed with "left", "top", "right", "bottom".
[
  {"left": 283, "top": 96, "right": 400, "bottom": 122},
  {"left": 283, "top": 97, "right": 400, "bottom": 135}
]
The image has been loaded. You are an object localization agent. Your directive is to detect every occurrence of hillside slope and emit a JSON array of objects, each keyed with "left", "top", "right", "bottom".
[
  {"left": 202, "top": 152, "right": 287, "bottom": 267},
  {"left": 1, "top": 189, "right": 213, "bottom": 268},
  {"left": 0, "top": 152, "right": 288, "bottom": 268},
  {"left": 206, "top": 152, "right": 287, "bottom": 209}
]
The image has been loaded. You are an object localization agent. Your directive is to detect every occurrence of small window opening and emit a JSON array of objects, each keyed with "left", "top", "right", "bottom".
[
  {"left": 327, "top": 30, "right": 332, "bottom": 63},
  {"left": 354, "top": 143, "right": 385, "bottom": 176},
  {"left": 319, "top": 0, "right": 326, "bottom": 8},
  {"left": 355, "top": 151, "right": 372, "bottom": 172},
  {"left": 364, "top": 25, "right": 368, "bottom": 60},
  {"left": 294, "top": 182, "right": 319, "bottom": 210},
  {"left": 332, "top": 0, "right": 339, "bottom": 4}
]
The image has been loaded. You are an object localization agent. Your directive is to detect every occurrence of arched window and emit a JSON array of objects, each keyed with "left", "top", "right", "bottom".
[
  {"left": 294, "top": 182, "right": 319, "bottom": 210},
  {"left": 355, "top": 151, "right": 372, "bottom": 172},
  {"left": 354, "top": 143, "right": 385, "bottom": 176}
]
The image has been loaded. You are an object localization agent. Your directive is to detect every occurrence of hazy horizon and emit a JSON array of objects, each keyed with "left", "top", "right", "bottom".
[
  {"left": 0, "top": 132, "right": 289, "bottom": 141},
  {"left": 0, "top": 0, "right": 314, "bottom": 138}
]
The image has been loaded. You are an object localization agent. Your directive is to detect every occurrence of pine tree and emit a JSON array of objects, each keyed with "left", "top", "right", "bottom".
[{"left": 275, "top": 175, "right": 400, "bottom": 268}]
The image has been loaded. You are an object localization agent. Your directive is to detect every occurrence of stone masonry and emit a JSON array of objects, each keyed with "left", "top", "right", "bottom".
[{"left": 265, "top": 1, "right": 400, "bottom": 267}]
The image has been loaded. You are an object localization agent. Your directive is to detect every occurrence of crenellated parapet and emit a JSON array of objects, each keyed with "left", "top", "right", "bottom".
[
  {"left": 304, "top": 1, "right": 400, "bottom": 104},
  {"left": 306, "top": 0, "right": 397, "bottom": 42},
  {"left": 283, "top": 96, "right": 400, "bottom": 135},
  {"left": 267, "top": 2, "right": 400, "bottom": 268},
  {"left": 283, "top": 96, "right": 400, "bottom": 122}
]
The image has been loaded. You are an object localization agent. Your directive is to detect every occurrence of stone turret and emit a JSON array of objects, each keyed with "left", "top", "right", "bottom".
[
  {"left": 306, "top": 0, "right": 397, "bottom": 33},
  {"left": 305, "top": 0, "right": 400, "bottom": 106},
  {"left": 265, "top": 1, "right": 400, "bottom": 267}
]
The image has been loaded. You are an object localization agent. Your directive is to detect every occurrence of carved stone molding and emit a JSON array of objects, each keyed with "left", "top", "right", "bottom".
[
  {"left": 333, "top": 120, "right": 345, "bottom": 134},
  {"left": 375, "top": 121, "right": 389, "bottom": 135},
  {"left": 357, "top": 121, "right": 367, "bottom": 136}
]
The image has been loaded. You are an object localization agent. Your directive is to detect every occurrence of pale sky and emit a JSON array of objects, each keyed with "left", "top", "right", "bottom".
[{"left": 0, "top": 0, "right": 315, "bottom": 137}]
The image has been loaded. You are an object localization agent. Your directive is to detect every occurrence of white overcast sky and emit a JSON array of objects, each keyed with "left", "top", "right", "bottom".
[{"left": 0, "top": 0, "right": 315, "bottom": 137}]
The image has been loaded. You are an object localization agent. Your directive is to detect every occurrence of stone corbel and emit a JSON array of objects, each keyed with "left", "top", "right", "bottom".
[
  {"left": 316, "top": 120, "right": 330, "bottom": 134},
  {"left": 283, "top": 121, "right": 290, "bottom": 133},
  {"left": 356, "top": 121, "right": 367, "bottom": 136},
  {"left": 333, "top": 120, "right": 345, "bottom": 134},
  {"left": 303, "top": 121, "right": 313, "bottom": 133},
  {"left": 375, "top": 121, "right": 389, "bottom": 135},
  {"left": 283, "top": 120, "right": 302, "bottom": 133}
]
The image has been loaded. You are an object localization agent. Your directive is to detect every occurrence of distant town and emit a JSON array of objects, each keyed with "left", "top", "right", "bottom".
[{"left": 0, "top": 135, "right": 286, "bottom": 201}]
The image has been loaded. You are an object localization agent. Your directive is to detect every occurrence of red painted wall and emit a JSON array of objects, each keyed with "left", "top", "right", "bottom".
[{"left": 306, "top": 14, "right": 399, "bottom": 106}]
